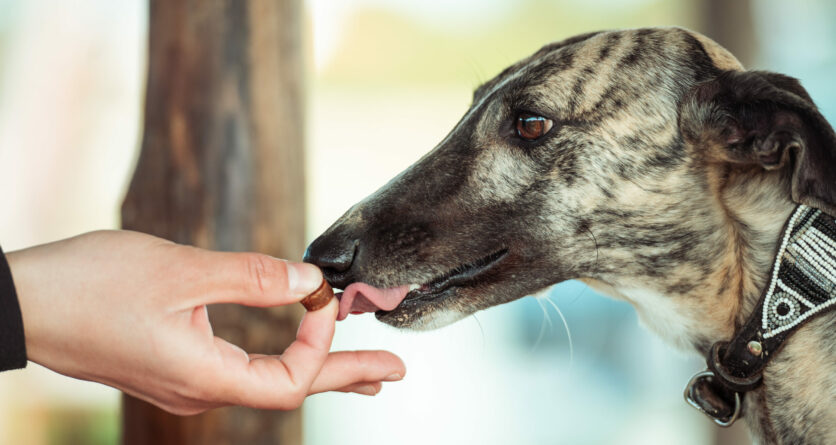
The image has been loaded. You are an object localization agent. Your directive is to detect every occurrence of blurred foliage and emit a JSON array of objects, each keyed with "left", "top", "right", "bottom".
[
  {"left": 320, "top": 0, "right": 701, "bottom": 87},
  {"left": 45, "top": 408, "right": 118, "bottom": 445}
]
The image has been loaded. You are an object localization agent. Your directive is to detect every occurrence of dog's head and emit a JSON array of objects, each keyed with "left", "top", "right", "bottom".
[{"left": 305, "top": 27, "right": 836, "bottom": 342}]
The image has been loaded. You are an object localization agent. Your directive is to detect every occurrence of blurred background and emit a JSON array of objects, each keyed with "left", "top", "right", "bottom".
[{"left": 0, "top": 0, "right": 835, "bottom": 444}]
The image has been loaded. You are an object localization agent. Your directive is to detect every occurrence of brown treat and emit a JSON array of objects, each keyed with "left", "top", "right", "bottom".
[{"left": 300, "top": 279, "right": 334, "bottom": 311}]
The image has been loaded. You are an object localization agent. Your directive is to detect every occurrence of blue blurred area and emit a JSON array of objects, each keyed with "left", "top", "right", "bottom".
[{"left": 755, "top": 0, "right": 836, "bottom": 122}]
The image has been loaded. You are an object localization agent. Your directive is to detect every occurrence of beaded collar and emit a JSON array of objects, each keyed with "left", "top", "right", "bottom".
[
  {"left": 685, "top": 204, "right": 836, "bottom": 426},
  {"left": 761, "top": 205, "right": 836, "bottom": 338}
]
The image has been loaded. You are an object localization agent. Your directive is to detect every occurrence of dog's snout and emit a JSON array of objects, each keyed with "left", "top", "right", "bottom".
[{"left": 303, "top": 235, "right": 358, "bottom": 288}]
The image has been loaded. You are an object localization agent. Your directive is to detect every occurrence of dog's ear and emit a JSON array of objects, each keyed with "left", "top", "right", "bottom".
[{"left": 680, "top": 70, "right": 836, "bottom": 215}]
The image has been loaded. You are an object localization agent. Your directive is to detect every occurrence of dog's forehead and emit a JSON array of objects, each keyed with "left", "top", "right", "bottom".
[
  {"left": 471, "top": 30, "right": 604, "bottom": 103},
  {"left": 471, "top": 27, "right": 742, "bottom": 112}
]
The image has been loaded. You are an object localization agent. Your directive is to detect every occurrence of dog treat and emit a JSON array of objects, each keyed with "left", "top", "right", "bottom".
[{"left": 300, "top": 279, "right": 334, "bottom": 311}]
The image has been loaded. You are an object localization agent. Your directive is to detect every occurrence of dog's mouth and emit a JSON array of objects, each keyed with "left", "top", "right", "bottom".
[{"left": 336, "top": 248, "right": 509, "bottom": 320}]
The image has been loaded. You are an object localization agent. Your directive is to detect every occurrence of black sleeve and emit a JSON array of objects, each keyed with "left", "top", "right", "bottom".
[{"left": 0, "top": 245, "right": 26, "bottom": 371}]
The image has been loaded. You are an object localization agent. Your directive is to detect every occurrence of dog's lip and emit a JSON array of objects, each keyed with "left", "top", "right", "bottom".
[{"left": 396, "top": 247, "right": 509, "bottom": 304}]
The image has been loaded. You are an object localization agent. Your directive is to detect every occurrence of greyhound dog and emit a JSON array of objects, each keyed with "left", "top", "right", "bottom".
[{"left": 304, "top": 27, "right": 836, "bottom": 444}]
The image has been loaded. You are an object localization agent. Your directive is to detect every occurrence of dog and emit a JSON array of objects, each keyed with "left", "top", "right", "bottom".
[{"left": 304, "top": 27, "right": 836, "bottom": 444}]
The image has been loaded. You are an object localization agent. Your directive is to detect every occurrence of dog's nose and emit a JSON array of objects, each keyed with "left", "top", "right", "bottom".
[{"left": 303, "top": 235, "right": 358, "bottom": 288}]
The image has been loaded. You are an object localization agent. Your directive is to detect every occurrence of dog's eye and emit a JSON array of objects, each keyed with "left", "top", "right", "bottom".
[{"left": 515, "top": 113, "right": 554, "bottom": 141}]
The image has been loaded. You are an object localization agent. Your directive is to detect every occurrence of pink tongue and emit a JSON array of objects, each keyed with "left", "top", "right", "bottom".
[{"left": 337, "top": 283, "right": 410, "bottom": 321}]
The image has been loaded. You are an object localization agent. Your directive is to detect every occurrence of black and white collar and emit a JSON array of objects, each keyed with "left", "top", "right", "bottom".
[{"left": 685, "top": 204, "right": 836, "bottom": 426}]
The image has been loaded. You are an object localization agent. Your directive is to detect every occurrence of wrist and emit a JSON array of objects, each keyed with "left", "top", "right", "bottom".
[{"left": 6, "top": 248, "right": 46, "bottom": 367}]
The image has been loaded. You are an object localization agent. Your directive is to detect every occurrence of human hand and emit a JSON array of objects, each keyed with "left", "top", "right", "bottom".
[{"left": 7, "top": 230, "right": 405, "bottom": 415}]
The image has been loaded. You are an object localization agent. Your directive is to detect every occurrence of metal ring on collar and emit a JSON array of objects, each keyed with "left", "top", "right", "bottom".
[{"left": 683, "top": 369, "right": 742, "bottom": 427}]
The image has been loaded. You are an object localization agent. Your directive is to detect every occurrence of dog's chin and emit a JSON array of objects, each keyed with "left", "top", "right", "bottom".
[
  {"left": 376, "top": 308, "right": 468, "bottom": 331},
  {"left": 374, "top": 288, "right": 470, "bottom": 330}
]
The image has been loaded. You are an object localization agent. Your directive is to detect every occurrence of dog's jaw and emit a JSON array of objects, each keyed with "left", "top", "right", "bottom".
[{"left": 378, "top": 307, "right": 467, "bottom": 331}]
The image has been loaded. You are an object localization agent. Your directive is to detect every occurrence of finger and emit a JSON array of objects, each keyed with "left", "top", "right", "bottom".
[
  {"left": 337, "top": 382, "right": 382, "bottom": 396},
  {"left": 216, "top": 299, "right": 338, "bottom": 409},
  {"left": 308, "top": 350, "right": 405, "bottom": 394},
  {"left": 191, "top": 250, "right": 323, "bottom": 307}
]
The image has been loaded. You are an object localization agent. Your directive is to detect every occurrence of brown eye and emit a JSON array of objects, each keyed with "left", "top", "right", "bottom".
[{"left": 516, "top": 113, "right": 554, "bottom": 141}]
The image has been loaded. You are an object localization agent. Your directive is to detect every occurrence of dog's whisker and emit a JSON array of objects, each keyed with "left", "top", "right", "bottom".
[
  {"left": 539, "top": 296, "right": 554, "bottom": 331},
  {"left": 531, "top": 296, "right": 552, "bottom": 352},
  {"left": 543, "top": 294, "right": 574, "bottom": 367},
  {"left": 569, "top": 279, "right": 590, "bottom": 305},
  {"left": 583, "top": 225, "right": 600, "bottom": 276},
  {"left": 470, "top": 314, "right": 486, "bottom": 354},
  {"left": 626, "top": 177, "right": 654, "bottom": 194},
  {"left": 463, "top": 56, "right": 486, "bottom": 90}
]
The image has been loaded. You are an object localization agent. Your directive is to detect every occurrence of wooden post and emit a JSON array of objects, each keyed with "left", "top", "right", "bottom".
[
  {"left": 701, "top": 0, "right": 757, "bottom": 68},
  {"left": 120, "top": 0, "right": 305, "bottom": 443}
]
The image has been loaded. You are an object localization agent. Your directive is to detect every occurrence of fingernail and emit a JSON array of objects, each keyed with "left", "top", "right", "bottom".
[
  {"left": 383, "top": 373, "right": 402, "bottom": 382},
  {"left": 354, "top": 384, "right": 378, "bottom": 396},
  {"left": 287, "top": 262, "right": 323, "bottom": 296}
]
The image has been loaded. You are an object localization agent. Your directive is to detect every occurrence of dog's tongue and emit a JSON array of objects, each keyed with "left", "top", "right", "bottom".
[{"left": 337, "top": 283, "right": 410, "bottom": 321}]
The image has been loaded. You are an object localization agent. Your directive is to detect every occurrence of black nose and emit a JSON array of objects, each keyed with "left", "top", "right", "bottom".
[{"left": 303, "top": 235, "right": 358, "bottom": 288}]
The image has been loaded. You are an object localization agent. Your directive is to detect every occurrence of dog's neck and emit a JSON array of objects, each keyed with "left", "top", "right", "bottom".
[
  {"left": 678, "top": 167, "right": 796, "bottom": 352},
  {"left": 587, "top": 167, "right": 797, "bottom": 354},
  {"left": 714, "top": 168, "right": 797, "bottom": 330}
]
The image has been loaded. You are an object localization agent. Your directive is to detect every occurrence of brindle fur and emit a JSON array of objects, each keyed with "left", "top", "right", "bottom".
[{"left": 305, "top": 27, "right": 836, "bottom": 444}]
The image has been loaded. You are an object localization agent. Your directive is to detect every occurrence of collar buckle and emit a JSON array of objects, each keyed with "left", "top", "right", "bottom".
[
  {"left": 706, "top": 341, "right": 763, "bottom": 392},
  {"left": 684, "top": 369, "right": 741, "bottom": 427}
]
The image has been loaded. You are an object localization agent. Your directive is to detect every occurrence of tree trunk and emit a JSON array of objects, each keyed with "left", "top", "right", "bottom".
[
  {"left": 701, "top": 0, "right": 757, "bottom": 68},
  {"left": 120, "top": 0, "right": 305, "bottom": 443}
]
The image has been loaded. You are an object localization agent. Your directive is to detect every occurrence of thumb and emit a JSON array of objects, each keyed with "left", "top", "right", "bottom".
[
  {"left": 195, "top": 252, "right": 324, "bottom": 307},
  {"left": 285, "top": 260, "right": 326, "bottom": 301}
]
